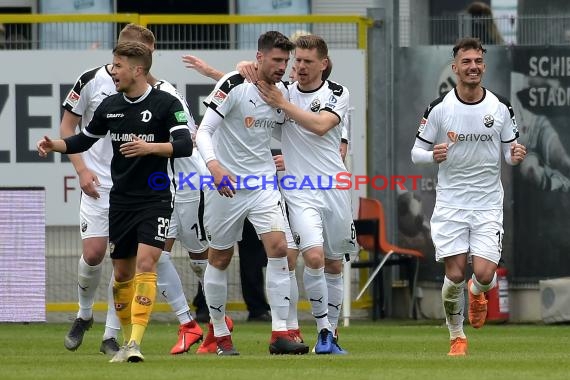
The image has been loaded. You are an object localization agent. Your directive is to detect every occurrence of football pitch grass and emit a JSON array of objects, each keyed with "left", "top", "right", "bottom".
[{"left": 1, "top": 320, "right": 569, "bottom": 380}]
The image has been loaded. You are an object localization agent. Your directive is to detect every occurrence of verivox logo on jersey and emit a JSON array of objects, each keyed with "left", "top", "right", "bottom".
[
  {"left": 245, "top": 116, "right": 255, "bottom": 128},
  {"left": 243, "top": 117, "right": 276, "bottom": 129},
  {"left": 447, "top": 131, "right": 493, "bottom": 143}
]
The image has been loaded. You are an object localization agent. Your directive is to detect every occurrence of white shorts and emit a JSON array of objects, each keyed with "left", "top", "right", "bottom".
[
  {"left": 284, "top": 188, "right": 358, "bottom": 261},
  {"left": 167, "top": 198, "right": 209, "bottom": 253},
  {"left": 79, "top": 188, "right": 110, "bottom": 239},
  {"left": 203, "top": 189, "right": 291, "bottom": 250},
  {"left": 430, "top": 205, "right": 503, "bottom": 264}
]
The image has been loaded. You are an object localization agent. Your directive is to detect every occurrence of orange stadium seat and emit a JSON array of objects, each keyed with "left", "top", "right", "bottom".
[{"left": 352, "top": 197, "right": 424, "bottom": 320}]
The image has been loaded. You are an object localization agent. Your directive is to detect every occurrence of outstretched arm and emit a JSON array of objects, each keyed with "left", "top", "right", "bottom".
[{"left": 182, "top": 55, "right": 225, "bottom": 81}]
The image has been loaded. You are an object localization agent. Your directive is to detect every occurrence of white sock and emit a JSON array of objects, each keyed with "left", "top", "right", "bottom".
[
  {"left": 303, "top": 266, "right": 331, "bottom": 332},
  {"left": 286, "top": 270, "right": 299, "bottom": 330},
  {"left": 470, "top": 272, "right": 497, "bottom": 295},
  {"left": 266, "top": 257, "right": 290, "bottom": 331},
  {"left": 442, "top": 276, "right": 466, "bottom": 340},
  {"left": 189, "top": 258, "right": 208, "bottom": 284},
  {"left": 77, "top": 255, "right": 102, "bottom": 320},
  {"left": 204, "top": 265, "right": 230, "bottom": 337},
  {"left": 157, "top": 251, "right": 192, "bottom": 325},
  {"left": 325, "top": 271, "right": 343, "bottom": 333},
  {"left": 103, "top": 272, "right": 120, "bottom": 340}
]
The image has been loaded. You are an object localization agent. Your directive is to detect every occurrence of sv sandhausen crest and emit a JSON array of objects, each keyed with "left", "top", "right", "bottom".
[
  {"left": 310, "top": 98, "right": 320, "bottom": 112},
  {"left": 483, "top": 114, "right": 494, "bottom": 128}
]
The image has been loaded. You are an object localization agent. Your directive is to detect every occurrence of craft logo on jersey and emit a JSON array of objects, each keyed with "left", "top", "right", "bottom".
[
  {"left": 141, "top": 110, "right": 152, "bottom": 122},
  {"left": 212, "top": 89, "right": 227, "bottom": 106},
  {"left": 106, "top": 113, "right": 124, "bottom": 118},
  {"left": 483, "top": 114, "right": 494, "bottom": 128},
  {"left": 310, "top": 98, "right": 320, "bottom": 112}
]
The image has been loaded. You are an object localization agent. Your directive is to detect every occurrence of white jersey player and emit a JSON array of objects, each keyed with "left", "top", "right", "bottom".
[
  {"left": 60, "top": 64, "right": 121, "bottom": 355},
  {"left": 257, "top": 34, "right": 358, "bottom": 355},
  {"left": 411, "top": 37, "right": 526, "bottom": 356},
  {"left": 196, "top": 31, "right": 308, "bottom": 356}
]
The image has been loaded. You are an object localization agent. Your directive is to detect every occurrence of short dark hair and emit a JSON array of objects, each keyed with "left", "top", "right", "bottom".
[
  {"left": 258, "top": 31, "right": 294, "bottom": 53},
  {"left": 113, "top": 41, "right": 152, "bottom": 74},
  {"left": 452, "top": 37, "right": 487, "bottom": 57}
]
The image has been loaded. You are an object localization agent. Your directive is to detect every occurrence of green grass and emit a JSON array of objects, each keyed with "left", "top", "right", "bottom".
[{"left": 1, "top": 320, "right": 569, "bottom": 380}]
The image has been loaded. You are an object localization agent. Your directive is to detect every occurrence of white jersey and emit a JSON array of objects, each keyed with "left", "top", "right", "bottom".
[
  {"left": 63, "top": 65, "right": 115, "bottom": 189},
  {"left": 416, "top": 87, "right": 519, "bottom": 210},
  {"left": 154, "top": 79, "right": 204, "bottom": 202},
  {"left": 282, "top": 80, "right": 350, "bottom": 185},
  {"left": 202, "top": 71, "right": 287, "bottom": 185}
]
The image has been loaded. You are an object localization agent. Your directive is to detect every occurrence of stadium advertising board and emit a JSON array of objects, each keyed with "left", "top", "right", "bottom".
[{"left": 0, "top": 50, "right": 366, "bottom": 225}]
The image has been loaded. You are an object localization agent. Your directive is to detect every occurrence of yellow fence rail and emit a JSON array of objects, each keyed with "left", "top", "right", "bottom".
[{"left": 0, "top": 13, "right": 372, "bottom": 50}]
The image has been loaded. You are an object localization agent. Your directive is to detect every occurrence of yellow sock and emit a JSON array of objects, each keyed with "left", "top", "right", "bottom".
[
  {"left": 113, "top": 278, "right": 135, "bottom": 344},
  {"left": 130, "top": 272, "right": 157, "bottom": 345}
]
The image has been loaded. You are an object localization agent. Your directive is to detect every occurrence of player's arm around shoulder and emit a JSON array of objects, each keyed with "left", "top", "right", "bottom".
[{"left": 257, "top": 80, "right": 344, "bottom": 136}]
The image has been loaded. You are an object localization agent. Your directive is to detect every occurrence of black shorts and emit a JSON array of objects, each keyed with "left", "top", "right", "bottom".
[{"left": 108, "top": 204, "right": 173, "bottom": 259}]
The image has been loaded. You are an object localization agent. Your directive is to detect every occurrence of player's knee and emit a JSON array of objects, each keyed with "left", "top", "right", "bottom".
[
  {"left": 324, "top": 259, "right": 342, "bottom": 274},
  {"left": 209, "top": 249, "right": 233, "bottom": 270},
  {"left": 82, "top": 240, "right": 107, "bottom": 265},
  {"left": 473, "top": 270, "right": 495, "bottom": 285},
  {"left": 303, "top": 250, "right": 324, "bottom": 269}
]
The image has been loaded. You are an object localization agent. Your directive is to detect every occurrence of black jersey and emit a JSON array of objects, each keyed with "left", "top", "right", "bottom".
[{"left": 84, "top": 86, "right": 189, "bottom": 209}]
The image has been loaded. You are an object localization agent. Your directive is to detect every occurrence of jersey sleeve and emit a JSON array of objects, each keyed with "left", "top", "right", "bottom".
[
  {"left": 500, "top": 99, "right": 519, "bottom": 143},
  {"left": 62, "top": 67, "right": 99, "bottom": 117},
  {"left": 204, "top": 71, "right": 244, "bottom": 118},
  {"left": 165, "top": 97, "right": 191, "bottom": 134},
  {"left": 322, "top": 81, "right": 349, "bottom": 124},
  {"left": 156, "top": 80, "right": 197, "bottom": 133},
  {"left": 416, "top": 105, "right": 439, "bottom": 145}
]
